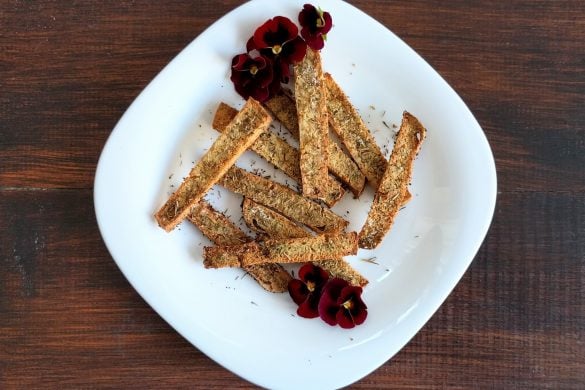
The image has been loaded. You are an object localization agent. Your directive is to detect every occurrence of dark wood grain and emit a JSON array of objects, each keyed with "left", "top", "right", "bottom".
[{"left": 1, "top": 0, "right": 584, "bottom": 388}]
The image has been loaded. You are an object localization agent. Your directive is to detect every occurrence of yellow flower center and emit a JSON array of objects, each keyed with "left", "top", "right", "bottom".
[
  {"left": 316, "top": 18, "right": 324, "bottom": 28},
  {"left": 306, "top": 280, "right": 316, "bottom": 292},
  {"left": 250, "top": 65, "right": 258, "bottom": 75},
  {"left": 342, "top": 299, "right": 353, "bottom": 310},
  {"left": 272, "top": 44, "right": 282, "bottom": 55}
]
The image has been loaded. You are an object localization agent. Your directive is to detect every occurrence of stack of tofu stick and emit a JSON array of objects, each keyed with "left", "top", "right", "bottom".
[{"left": 155, "top": 48, "right": 426, "bottom": 293}]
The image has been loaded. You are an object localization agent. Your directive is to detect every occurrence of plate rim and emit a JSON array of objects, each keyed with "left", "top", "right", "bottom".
[{"left": 94, "top": 0, "right": 497, "bottom": 388}]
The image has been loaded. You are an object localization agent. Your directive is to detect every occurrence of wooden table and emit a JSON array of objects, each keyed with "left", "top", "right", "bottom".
[{"left": 1, "top": 1, "right": 584, "bottom": 388}]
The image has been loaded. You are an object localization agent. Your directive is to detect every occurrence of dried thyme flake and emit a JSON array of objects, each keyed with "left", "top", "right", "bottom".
[
  {"left": 360, "top": 256, "right": 379, "bottom": 265},
  {"left": 382, "top": 121, "right": 390, "bottom": 129}
]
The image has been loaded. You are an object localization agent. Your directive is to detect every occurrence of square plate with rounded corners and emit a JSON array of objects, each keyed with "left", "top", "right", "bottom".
[{"left": 94, "top": 0, "right": 497, "bottom": 388}]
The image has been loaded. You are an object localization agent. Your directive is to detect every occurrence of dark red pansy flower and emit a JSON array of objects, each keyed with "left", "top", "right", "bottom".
[
  {"left": 230, "top": 53, "right": 274, "bottom": 102},
  {"left": 318, "top": 278, "right": 367, "bottom": 328},
  {"left": 298, "top": 4, "right": 333, "bottom": 50},
  {"left": 288, "top": 263, "right": 330, "bottom": 318},
  {"left": 253, "top": 16, "right": 307, "bottom": 69}
]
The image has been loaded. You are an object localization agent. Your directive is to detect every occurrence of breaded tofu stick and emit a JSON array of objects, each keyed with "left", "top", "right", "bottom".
[
  {"left": 294, "top": 48, "right": 329, "bottom": 200},
  {"left": 188, "top": 201, "right": 291, "bottom": 293},
  {"left": 242, "top": 199, "right": 368, "bottom": 287},
  {"left": 155, "top": 98, "right": 271, "bottom": 231},
  {"left": 219, "top": 166, "right": 348, "bottom": 233},
  {"left": 265, "top": 93, "right": 366, "bottom": 197},
  {"left": 359, "top": 112, "right": 426, "bottom": 249},
  {"left": 203, "top": 232, "right": 358, "bottom": 267},
  {"left": 324, "top": 73, "right": 387, "bottom": 189},
  {"left": 212, "top": 102, "right": 345, "bottom": 207}
]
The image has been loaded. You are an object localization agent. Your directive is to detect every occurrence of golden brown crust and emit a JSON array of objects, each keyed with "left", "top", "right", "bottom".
[
  {"left": 203, "top": 232, "right": 358, "bottom": 267},
  {"left": 313, "top": 260, "right": 368, "bottom": 288},
  {"left": 243, "top": 263, "right": 293, "bottom": 292},
  {"left": 212, "top": 102, "right": 345, "bottom": 207},
  {"left": 328, "top": 142, "right": 367, "bottom": 197},
  {"left": 219, "top": 166, "right": 348, "bottom": 233},
  {"left": 189, "top": 200, "right": 249, "bottom": 245},
  {"left": 155, "top": 98, "right": 271, "bottom": 231},
  {"left": 359, "top": 112, "right": 426, "bottom": 249},
  {"left": 242, "top": 199, "right": 368, "bottom": 287},
  {"left": 265, "top": 92, "right": 366, "bottom": 197},
  {"left": 264, "top": 93, "right": 301, "bottom": 138},
  {"left": 242, "top": 198, "right": 308, "bottom": 239},
  {"left": 294, "top": 48, "right": 329, "bottom": 200},
  {"left": 211, "top": 102, "right": 238, "bottom": 132},
  {"left": 324, "top": 73, "right": 387, "bottom": 189},
  {"left": 187, "top": 200, "right": 291, "bottom": 293}
]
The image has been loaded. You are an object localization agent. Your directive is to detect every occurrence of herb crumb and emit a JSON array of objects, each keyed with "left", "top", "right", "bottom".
[{"left": 361, "top": 256, "right": 379, "bottom": 265}]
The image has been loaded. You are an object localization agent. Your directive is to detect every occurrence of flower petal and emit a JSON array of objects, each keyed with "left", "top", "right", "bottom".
[
  {"left": 288, "top": 279, "right": 309, "bottom": 305},
  {"left": 246, "top": 36, "right": 258, "bottom": 52},
  {"left": 281, "top": 36, "right": 307, "bottom": 63},
  {"left": 336, "top": 309, "right": 356, "bottom": 329},
  {"left": 321, "top": 12, "right": 333, "bottom": 34},
  {"left": 298, "top": 4, "right": 332, "bottom": 51},
  {"left": 336, "top": 285, "right": 368, "bottom": 327},
  {"left": 318, "top": 278, "right": 349, "bottom": 325},
  {"left": 318, "top": 290, "right": 339, "bottom": 325},
  {"left": 269, "top": 71, "right": 283, "bottom": 95},
  {"left": 298, "top": 4, "right": 319, "bottom": 33},
  {"left": 351, "top": 304, "right": 368, "bottom": 326},
  {"left": 297, "top": 293, "right": 320, "bottom": 318},
  {"left": 232, "top": 53, "right": 251, "bottom": 71},
  {"left": 298, "top": 262, "right": 329, "bottom": 288},
  {"left": 273, "top": 57, "right": 290, "bottom": 84},
  {"left": 253, "top": 16, "right": 298, "bottom": 49},
  {"left": 325, "top": 278, "right": 350, "bottom": 298},
  {"left": 301, "top": 30, "right": 325, "bottom": 51},
  {"left": 250, "top": 87, "right": 270, "bottom": 103},
  {"left": 230, "top": 54, "right": 274, "bottom": 102},
  {"left": 336, "top": 285, "right": 363, "bottom": 305}
]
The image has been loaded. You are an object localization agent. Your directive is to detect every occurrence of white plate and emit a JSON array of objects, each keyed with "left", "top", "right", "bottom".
[{"left": 94, "top": 0, "right": 497, "bottom": 388}]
